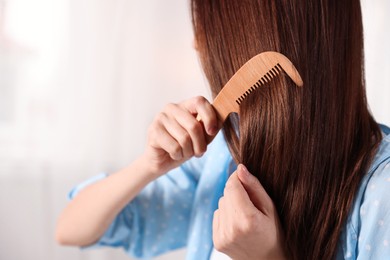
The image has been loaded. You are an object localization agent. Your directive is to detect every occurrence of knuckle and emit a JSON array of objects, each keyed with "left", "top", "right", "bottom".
[
  {"left": 213, "top": 209, "right": 219, "bottom": 219},
  {"left": 226, "top": 212, "right": 258, "bottom": 239},
  {"left": 241, "top": 218, "right": 254, "bottom": 234},
  {"left": 187, "top": 149, "right": 195, "bottom": 158},
  {"left": 147, "top": 122, "right": 162, "bottom": 140},
  {"left": 230, "top": 222, "right": 242, "bottom": 236},
  {"left": 194, "top": 146, "right": 206, "bottom": 158},
  {"left": 213, "top": 234, "right": 229, "bottom": 253},
  {"left": 199, "top": 143, "right": 207, "bottom": 153},
  {"left": 172, "top": 143, "right": 181, "bottom": 154},
  {"left": 213, "top": 237, "right": 222, "bottom": 251},
  {"left": 214, "top": 239, "right": 227, "bottom": 252},
  {"left": 164, "top": 103, "right": 177, "bottom": 113},
  {"left": 250, "top": 176, "right": 261, "bottom": 186},
  {"left": 225, "top": 228, "right": 236, "bottom": 245},
  {"left": 147, "top": 124, "right": 155, "bottom": 137},
  {"left": 169, "top": 143, "right": 182, "bottom": 157},
  {"left": 155, "top": 112, "right": 167, "bottom": 123},
  {"left": 242, "top": 212, "right": 259, "bottom": 232},
  {"left": 225, "top": 177, "right": 236, "bottom": 190},
  {"left": 178, "top": 132, "right": 191, "bottom": 146},
  {"left": 188, "top": 120, "right": 201, "bottom": 133},
  {"left": 194, "top": 96, "right": 206, "bottom": 106},
  {"left": 218, "top": 197, "right": 224, "bottom": 209}
]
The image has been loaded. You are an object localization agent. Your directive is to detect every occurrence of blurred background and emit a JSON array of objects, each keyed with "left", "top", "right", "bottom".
[{"left": 0, "top": 0, "right": 389, "bottom": 259}]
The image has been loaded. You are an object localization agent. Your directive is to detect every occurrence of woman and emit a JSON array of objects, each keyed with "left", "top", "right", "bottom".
[{"left": 56, "top": 0, "right": 390, "bottom": 259}]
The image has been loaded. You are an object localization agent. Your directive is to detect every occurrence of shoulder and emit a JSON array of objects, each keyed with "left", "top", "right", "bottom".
[
  {"left": 360, "top": 158, "right": 390, "bottom": 222},
  {"left": 355, "top": 158, "right": 390, "bottom": 257},
  {"left": 320, "top": 126, "right": 390, "bottom": 259},
  {"left": 350, "top": 126, "right": 390, "bottom": 258},
  {"left": 360, "top": 125, "right": 390, "bottom": 218},
  {"left": 363, "top": 125, "right": 390, "bottom": 201}
]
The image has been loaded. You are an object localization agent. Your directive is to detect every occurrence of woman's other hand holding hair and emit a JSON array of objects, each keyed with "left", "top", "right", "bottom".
[
  {"left": 213, "top": 164, "right": 287, "bottom": 260},
  {"left": 144, "top": 96, "right": 219, "bottom": 177}
]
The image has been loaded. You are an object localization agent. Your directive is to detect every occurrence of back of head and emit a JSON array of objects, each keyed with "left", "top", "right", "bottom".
[{"left": 191, "top": 0, "right": 381, "bottom": 258}]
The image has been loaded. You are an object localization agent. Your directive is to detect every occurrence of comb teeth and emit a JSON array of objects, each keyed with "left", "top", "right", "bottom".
[{"left": 235, "top": 63, "right": 283, "bottom": 105}]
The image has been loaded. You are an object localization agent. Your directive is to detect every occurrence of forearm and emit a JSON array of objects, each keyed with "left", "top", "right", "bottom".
[
  {"left": 55, "top": 155, "right": 157, "bottom": 246},
  {"left": 55, "top": 96, "right": 218, "bottom": 247}
]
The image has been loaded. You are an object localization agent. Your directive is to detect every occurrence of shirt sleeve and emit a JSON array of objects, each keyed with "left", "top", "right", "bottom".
[
  {"left": 68, "top": 156, "right": 206, "bottom": 259},
  {"left": 357, "top": 158, "right": 390, "bottom": 259}
]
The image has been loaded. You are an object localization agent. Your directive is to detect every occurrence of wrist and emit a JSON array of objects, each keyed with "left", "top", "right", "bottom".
[{"left": 133, "top": 154, "right": 164, "bottom": 181}]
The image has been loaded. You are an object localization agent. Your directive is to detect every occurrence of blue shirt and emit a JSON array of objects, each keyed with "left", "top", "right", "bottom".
[{"left": 70, "top": 125, "right": 390, "bottom": 259}]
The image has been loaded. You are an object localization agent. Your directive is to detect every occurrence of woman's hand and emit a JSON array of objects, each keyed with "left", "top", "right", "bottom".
[
  {"left": 56, "top": 96, "right": 219, "bottom": 246},
  {"left": 213, "top": 164, "right": 287, "bottom": 260},
  {"left": 143, "top": 96, "right": 219, "bottom": 177}
]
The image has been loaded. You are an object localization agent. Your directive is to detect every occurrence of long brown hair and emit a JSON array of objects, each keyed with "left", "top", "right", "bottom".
[{"left": 191, "top": 0, "right": 382, "bottom": 259}]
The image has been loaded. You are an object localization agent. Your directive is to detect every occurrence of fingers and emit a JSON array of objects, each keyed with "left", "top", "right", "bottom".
[
  {"left": 181, "top": 96, "right": 219, "bottom": 136},
  {"left": 236, "top": 164, "right": 274, "bottom": 216},
  {"left": 214, "top": 166, "right": 272, "bottom": 236},
  {"left": 156, "top": 113, "right": 194, "bottom": 159},
  {"left": 165, "top": 103, "right": 206, "bottom": 156},
  {"left": 213, "top": 165, "right": 286, "bottom": 259},
  {"left": 213, "top": 172, "right": 261, "bottom": 254},
  {"left": 223, "top": 172, "right": 258, "bottom": 214},
  {"left": 148, "top": 96, "right": 219, "bottom": 163},
  {"left": 236, "top": 165, "right": 274, "bottom": 215}
]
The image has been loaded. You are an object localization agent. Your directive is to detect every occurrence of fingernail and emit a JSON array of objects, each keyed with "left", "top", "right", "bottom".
[
  {"left": 240, "top": 164, "right": 254, "bottom": 180},
  {"left": 208, "top": 125, "right": 218, "bottom": 135},
  {"left": 195, "top": 152, "right": 205, "bottom": 158}
]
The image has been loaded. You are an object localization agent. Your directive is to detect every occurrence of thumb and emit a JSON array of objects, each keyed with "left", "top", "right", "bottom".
[{"left": 237, "top": 164, "right": 274, "bottom": 216}]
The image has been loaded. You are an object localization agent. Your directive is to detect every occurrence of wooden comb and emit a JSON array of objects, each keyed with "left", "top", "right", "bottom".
[{"left": 206, "top": 51, "right": 303, "bottom": 122}]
